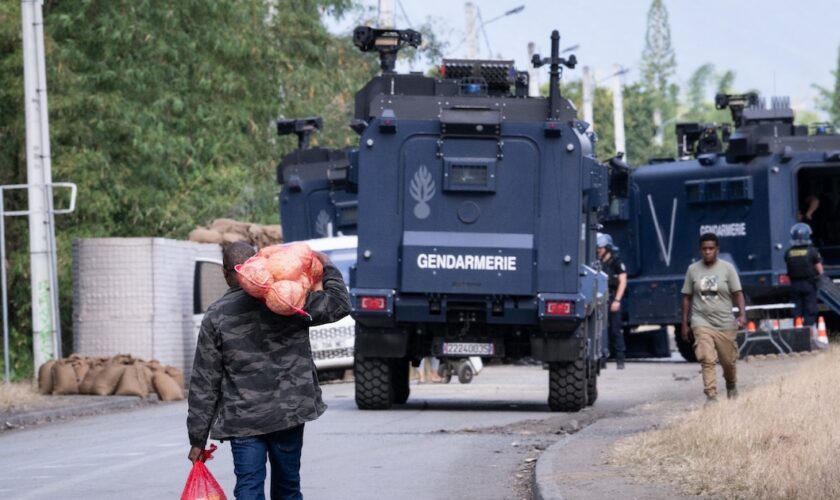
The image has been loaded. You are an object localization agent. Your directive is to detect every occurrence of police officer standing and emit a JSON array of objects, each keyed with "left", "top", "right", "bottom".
[
  {"left": 597, "top": 233, "right": 627, "bottom": 369},
  {"left": 785, "top": 223, "right": 824, "bottom": 328}
]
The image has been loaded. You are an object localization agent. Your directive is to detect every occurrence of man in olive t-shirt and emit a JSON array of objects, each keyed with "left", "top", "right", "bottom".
[{"left": 681, "top": 233, "right": 746, "bottom": 402}]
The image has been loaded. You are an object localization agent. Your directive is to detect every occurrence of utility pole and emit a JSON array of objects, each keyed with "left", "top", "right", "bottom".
[
  {"left": 465, "top": 2, "right": 477, "bottom": 59},
  {"left": 21, "top": 0, "right": 60, "bottom": 374},
  {"left": 527, "top": 42, "right": 540, "bottom": 97},
  {"left": 378, "top": 0, "right": 395, "bottom": 28},
  {"left": 581, "top": 66, "right": 594, "bottom": 131},
  {"left": 612, "top": 64, "right": 626, "bottom": 154}
]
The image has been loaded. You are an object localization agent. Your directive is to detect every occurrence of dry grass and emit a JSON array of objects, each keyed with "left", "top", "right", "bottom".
[
  {"left": 0, "top": 381, "right": 45, "bottom": 412},
  {"left": 610, "top": 347, "right": 840, "bottom": 499}
]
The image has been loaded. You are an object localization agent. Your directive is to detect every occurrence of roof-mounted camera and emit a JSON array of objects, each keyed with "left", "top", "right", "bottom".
[{"left": 353, "top": 26, "right": 422, "bottom": 74}]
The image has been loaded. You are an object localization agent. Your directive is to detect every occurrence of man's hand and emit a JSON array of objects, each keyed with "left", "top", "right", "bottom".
[
  {"left": 313, "top": 251, "right": 333, "bottom": 267},
  {"left": 737, "top": 314, "right": 747, "bottom": 330},
  {"left": 188, "top": 446, "right": 205, "bottom": 464},
  {"left": 610, "top": 300, "right": 621, "bottom": 313},
  {"left": 680, "top": 323, "right": 690, "bottom": 342}
]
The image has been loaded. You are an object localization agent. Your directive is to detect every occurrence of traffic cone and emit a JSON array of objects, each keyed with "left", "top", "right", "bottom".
[
  {"left": 794, "top": 316, "right": 804, "bottom": 328},
  {"left": 816, "top": 316, "right": 829, "bottom": 347},
  {"left": 747, "top": 321, "right": 756, "bottom": 333}
]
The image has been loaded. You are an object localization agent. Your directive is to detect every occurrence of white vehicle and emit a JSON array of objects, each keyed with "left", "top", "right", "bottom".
[{"left": 192, "top": 235, "right": 357, "bottom": 374}]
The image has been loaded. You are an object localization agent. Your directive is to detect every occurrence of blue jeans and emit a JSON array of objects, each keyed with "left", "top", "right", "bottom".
[{"left": 229, "top": 424, "right": 305, "bottom": 500}]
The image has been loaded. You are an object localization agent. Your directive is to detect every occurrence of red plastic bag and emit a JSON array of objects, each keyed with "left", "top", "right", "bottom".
[{"left": 181, "top": 444, "right": 227, "bottom": 500}]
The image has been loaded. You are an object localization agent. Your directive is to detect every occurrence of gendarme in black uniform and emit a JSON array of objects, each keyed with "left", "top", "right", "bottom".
[
  {"left": 602, "top": 253, "right": 626, "bottom": 364},
  {"left": 784, "top": 244, "right": 822, "bottom": 326}
]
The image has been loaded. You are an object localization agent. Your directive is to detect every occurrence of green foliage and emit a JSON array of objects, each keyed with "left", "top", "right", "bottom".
[
  {"left": 640, "top": 0, "right": 676, "bottom": 97},
  {"left": 814, "top": 45, "right": 840, "bottom": 126},
  {"left": 0, "top": 0, "right": 378, "bottom": 378}
]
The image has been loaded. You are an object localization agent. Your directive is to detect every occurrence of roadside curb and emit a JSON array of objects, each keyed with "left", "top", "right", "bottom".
[
  {"left": 534, "top": 404, "right": 695, "bottom": 500},
  {"left": 2, "top": 396, "right": 155, "bottom": 431}
]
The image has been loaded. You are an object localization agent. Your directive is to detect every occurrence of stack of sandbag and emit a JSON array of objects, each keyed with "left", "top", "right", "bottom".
[
  {"left": 188, "top": 218, "right": 283, "bottom": 248},
  {"left": 37, "top": 354, "right": 185, "bottom": 401}
]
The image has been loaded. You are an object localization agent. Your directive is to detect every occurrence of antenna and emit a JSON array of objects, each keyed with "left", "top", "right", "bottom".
[{"left": 531, "top": 31, "right": 577, "bottom": 120}]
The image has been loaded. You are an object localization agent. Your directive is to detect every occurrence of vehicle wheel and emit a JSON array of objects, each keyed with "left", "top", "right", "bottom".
[
  {"left": 548, "top": 347, "right": 588, "bottom": 412},
  {"left": 457, "top": 362, "right": 474, "bottom": 384},
  {"left": 354, "top": 355, "right": 393, "bottom": 410},
  {"left": 391, "top": 358, "right": 410, "bottom": 404},
  {"left": 674, "top": 325, "right": 697, "bottom": 362},
  {"left": 586, "top": 358, "right": 598, "bottom": 406},
  {"left": 438, "top": 363, "right": 453, "bottom": 384}
]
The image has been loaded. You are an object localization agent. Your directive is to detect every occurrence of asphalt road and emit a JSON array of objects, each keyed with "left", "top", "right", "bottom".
[{"left": 0, "top": 358, "right": 701, "bottom": 499}]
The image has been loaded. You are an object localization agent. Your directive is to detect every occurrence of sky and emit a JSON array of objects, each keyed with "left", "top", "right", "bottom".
[{"left": 325, "top": 0, "right": 840, "bottom": 118}]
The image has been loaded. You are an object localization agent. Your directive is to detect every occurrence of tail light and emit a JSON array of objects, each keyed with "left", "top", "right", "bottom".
[
  {"left": 778, "top": 274, "right": 790, "bottom": 285},
  {"left": 545, "top": 300, "right": 573, "bottom": 316},
  {"left": 359, "top": 296, "right": 387, "bottom": 311}
]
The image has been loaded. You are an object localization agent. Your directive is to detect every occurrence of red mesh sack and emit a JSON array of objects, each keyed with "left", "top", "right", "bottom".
[
  {"left": 265, "top": 251, "right": 304, "bottom": 281},
  {"left": 265, "top": 280, "right": 307, "bottom": 316},
  {"left": 235, "top": 255, "right": 274, "bottom": 299},
  {"left": 181, "top": 444, "right": 227, "bottom": 500},
  {"left": 238, "top": 243, "right": 319, "bottom": 319}
]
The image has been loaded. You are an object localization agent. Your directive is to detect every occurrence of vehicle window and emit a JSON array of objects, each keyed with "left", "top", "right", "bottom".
[
  {"left": 194, "top": 261, "right": 228, "bottom": 314},
  {"left": 324, "top": 248, "right": 355, "bottom": 283}
]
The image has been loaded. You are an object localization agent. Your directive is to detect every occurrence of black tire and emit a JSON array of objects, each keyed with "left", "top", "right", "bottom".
[
  {"left": 391, "top": 358, "right": 410, "bottom": 404},
  {"left": 586, "top": 358, "right": 598, "bottom": 406},
  {"left": 457, "top": 362, "right": 474, "bottom": 384},
  {"left": 354, "top": 355, "right": 393, "bottom": 410},
  {"left": 438, "top": 363, "right": 453, "bottom": 384},
  {"left": 548, "top": 358, "right": 588, "bottom": 412},
  {"left": 674, "top": 325, "right": 697, "bottom": 362}
]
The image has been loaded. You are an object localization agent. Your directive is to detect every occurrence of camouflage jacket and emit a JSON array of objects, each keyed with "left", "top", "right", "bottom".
[{"left": 187, "top": 264, "right": 351, "bottom": 448}]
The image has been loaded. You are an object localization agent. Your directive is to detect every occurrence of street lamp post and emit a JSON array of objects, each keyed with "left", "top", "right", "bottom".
[{"left": 465, "top": 3, "right": 525, "bottom": 59}]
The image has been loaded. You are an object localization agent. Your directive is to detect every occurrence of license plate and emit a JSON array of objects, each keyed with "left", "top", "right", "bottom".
[{"left": 441, "top": 342, "right": 494, "bottom": 356}]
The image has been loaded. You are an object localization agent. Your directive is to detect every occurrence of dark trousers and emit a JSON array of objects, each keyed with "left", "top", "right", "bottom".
[
  {"left": 230, "top": 424, "right": 305, "bottom": 500},
  {"left": 790, "top": 279, "right": 819, "bottom": 326},
  {"left": 606, "top": 307, "right": 625, "bottom": 362}
]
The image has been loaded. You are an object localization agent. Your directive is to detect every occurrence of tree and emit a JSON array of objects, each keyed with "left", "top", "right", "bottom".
[
  {"left": 814, "top": 45, "right": 840, "bottom": 126},
  {"left": 640, "top": 0, "right": 677, "bottom": 150},
  {"left": 0, "top": 0, "right": 380, "bottom": 378}
]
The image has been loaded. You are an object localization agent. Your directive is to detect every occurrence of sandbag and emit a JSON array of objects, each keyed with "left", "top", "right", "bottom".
[
  {"left": 115, "top": 363, "right": 148, "bottom": 397},
  {"left": 141, "top": 363, "right": 154, "bottom": 389},
  {"left": 165, "top": 366, "right": 185, "bottom": 389},
  {"left": 153, "top": 371, "right": 185, "bottom": 401},
  {"left": 79, "top": 364, "right": 105, "bottom": 394},
  {"left": 92, "top": 363, "right": 126, "bottom": 396},
  {"left": 38, "top": 360, "right": 57, "bottom": 395},
  {"left": 222, "top": 231, "right": 248, "bottom": 244},
  {"left": 262, "top": 225, "right": 282, "bottom": 244},
  {"left": 52, "top": 361, "right": 79, "bottom": 395},
  {"left": 72, "top": 359, "right": 90, "bottom": 385},
  {"left": 189, "top": 227, "right": 223, "bottom": 244}
]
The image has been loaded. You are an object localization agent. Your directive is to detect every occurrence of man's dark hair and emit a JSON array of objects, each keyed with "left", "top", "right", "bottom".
[
  {"left": 699, "top": 232, "right": 719, "bottom": 246},
  {"left": 223, "top": 241, "right": 256, "bottom": 274}
]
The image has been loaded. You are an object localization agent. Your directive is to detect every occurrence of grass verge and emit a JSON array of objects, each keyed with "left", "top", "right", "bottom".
[
  {"left": 0, "top": 381, "right": 45, "bottom": 412},
  {"left": 609, "top": 348, "right": 840, "bottom": 499}
]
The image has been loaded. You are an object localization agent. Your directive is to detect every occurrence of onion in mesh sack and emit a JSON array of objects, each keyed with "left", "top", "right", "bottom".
[
  {"left": 265, "top": 280, "right": 307, "bottom": 316},
  {"left": 235, "top": 256, "right": 274, "bottom": 298}
]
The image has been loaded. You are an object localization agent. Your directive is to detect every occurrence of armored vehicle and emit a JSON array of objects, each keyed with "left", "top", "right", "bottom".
[
  {"left": 348, "top": 27, "right": 608, "bottom": 411},
  {"left": 276, "top": 117, "right": 358, "bottom": 242},
  {"left": 602, "top": 94, "right": 840, "bottom": 360}
]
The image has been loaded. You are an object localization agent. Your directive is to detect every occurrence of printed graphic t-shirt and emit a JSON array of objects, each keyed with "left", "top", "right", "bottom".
[{"left": 681, "top": 259, "right": 742, "bottom": 331}]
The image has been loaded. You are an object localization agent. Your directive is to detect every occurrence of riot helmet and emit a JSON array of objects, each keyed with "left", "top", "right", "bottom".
[
  {"left": 596, "top": 232, "right": 613, "bottom": 250},
  {"left": 790, "top": 222, "right": 812, "bottom": 246}
]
